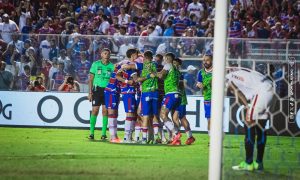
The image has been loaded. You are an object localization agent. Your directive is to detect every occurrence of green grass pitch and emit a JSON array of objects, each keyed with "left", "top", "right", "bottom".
[{"left": 0, "top": 127, "right": 299, "bottom": 180}]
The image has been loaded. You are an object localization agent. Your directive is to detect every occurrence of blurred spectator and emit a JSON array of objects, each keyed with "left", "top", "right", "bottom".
[
  {"left": 156, "top": 38, "right": 181, "bottom": 57},
  {"left": 38, "top": 18, "right": 54, "bottom": 34},
  {"left": 58, "top": 75, "right": 80, "bottom": 92},
  {"left": 118, "top": 6, "right": 130, "bottom": 26},
  {"left": 16, "top": 1, "right": 32, "bottom": 31},
  {"left": 0, "top": 14, "right": 19, "bottom": 43},
  {"left": 118, "top": 38, "right": 134, "bottom": 57},
  {"left": 2, "top": 44, "right": 19, "bottom": 74},
  {"left": 174, "top": 8, "right": 191, "bottom": 36},
  {"left": 39, "top": 35, "right": 51, "bottom": 60},
  {"left": 184, "top": 65, "right": 197, "bottom": 95},
  {"left": 8, "top": 33, "right": 24, "bottom": 53},
  {"left": 183, "top": 43, "right": 201, "bottom": 56},
  {"left": 98, "top": 15, "right": 110, "bottom": 35},
  {"left": 253, "top": 20, "right": 271, "bottom": 39},
  {"left": 40, "top": 59, "right": 52, "bottom": 89},
  {"left": 0, "top": 0, "right": 15, "bottom": 15},
  {"left": 51, "top": 61, "right": 66, "bottom": 91},
  {"left": 57, "top": 49, "right": 73, "bottom": 75},
  {"left": 32, "top": 77, "right": 47, "bottom": 92},
  {"left": 18, "top": 64, "right": 31, "bottom": 91},
  {"left": 0, "top": 61, "right": 13, "bottom": 90},
  {"left": 48, "top": 59, "right": 58, "bottom": 89},
  {"left": 270, "top": 22, "right": 286, "bottom": 39},
  {"left": 163, "top": 19, "right": 174, "bottom": 36},
  {"left": 49, "top": 39, "right": 59, "bottom": 61},
  {"left": 137, "top": 25, "right": 155, "bottom": 52},
  {"left": 187, "top": 0, "right": 204, "bottom": 21},
  {"left": 74, "top": 52, "right": 90, "bottom": 92}
]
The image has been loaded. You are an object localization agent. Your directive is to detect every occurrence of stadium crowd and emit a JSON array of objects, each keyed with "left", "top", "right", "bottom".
[{"left": 0, "top": 0, "right": 299, "bottom": 92}]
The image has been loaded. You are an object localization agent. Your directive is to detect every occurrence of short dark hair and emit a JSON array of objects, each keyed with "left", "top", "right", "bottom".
[
  {"left": 101, "top": 48, "right": 111, "bottom": 53},
  {"left": 148, "top": 25, "right": 155, "bottom": 31},
  {"left": 144, "top": 50, "right": 153, "bottom": 59},
  {"left": 174, "top": 58, "right": 182, "bottom": 65},
  {"left": 126, "top": 48, "right": 138, "bottom": 58},
  {"left": 155, "top": 54, "right": 163, "bottom": 60},
  {"left": 165, "top": 52, "right": 175, "bottom": 61}
]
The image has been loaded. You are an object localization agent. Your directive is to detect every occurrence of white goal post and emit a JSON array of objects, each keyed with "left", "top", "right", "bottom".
[{"left": 209, "top": 0, "right": 229, "bottom": 180}]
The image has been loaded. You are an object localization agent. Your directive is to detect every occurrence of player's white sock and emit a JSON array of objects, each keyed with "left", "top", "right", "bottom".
[
  {"left": 142, "top": 127, "right": 148, "bottom": 141},
  {"left": 164, "top": 121, "right": 174, "bottom": 131},
  {"left": 130, "top": 120, "right": 136, "bottom": 140},
  {"left": 153, "top": 122, "right": 159, "bottom": 137},
  {"left": 108, "top": 115, "right": 118, "bottom": 139},
  {"left": 124, "top": 119, "right": 131, "bottom": 141},
  {"left": 108, "top": 117, "right": 116, "bottom": 140},
  {"left": 186, "top": 131, "right": 192, "bottom": 138},
  {"left": 135, "top": 125, "right": 141, "bottom": 141},
  {"left": 159, "top": 122, "right": 166, "bottom": 141}
]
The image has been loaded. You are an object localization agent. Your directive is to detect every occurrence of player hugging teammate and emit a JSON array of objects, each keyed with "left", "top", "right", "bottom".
[{"left": 89, "top": 48, "right": 196, "bottom": 145}]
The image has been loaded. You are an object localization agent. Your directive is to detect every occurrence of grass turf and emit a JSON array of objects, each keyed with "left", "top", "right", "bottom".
[{"left": 0, "top": 127, "right": 299, "bottom": 180}]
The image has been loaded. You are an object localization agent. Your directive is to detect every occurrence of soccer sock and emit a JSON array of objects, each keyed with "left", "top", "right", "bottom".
[
  {"left": 130, "top": 119, "right": 136, "bottom": 140},
  {"left": 108, "top": 115, "right": 117, "bottom": 140},
  {"left": 164, "top": 121, "right": 174, "bottom": 140},
  {"left": 142, "top": 127, "right": 148, "bottom": 141},
  {"left": 135, "top": 124, "right": 141, "bottom": 141},
  {"left": 164, "top": 120, "right": 174, "bottom": 132},
  {"left": 89, "top": 115, "right": 97, "bottom": 135},
  {"left": 153, "top": 122, "right": 159, "bottom": 137},
  {"left": 186, "top": 130, "right": 192, "bottom": 138},
  {"left": 256, "top": 121, "right": 267, "bottom": 163},
  {"left": 102, "top": 116, "right": 108, "bottom": 136},
  {"left": 208, "top": 130, "right": 210, "bottom": 136},
  {"left": 159, "top": 122, "right": 166, "bottom": 140},
  {"left": 245, "top": 125, "right": 255, "bottom": 164},
  {"left": 124, "top": 118, "right": 132, "bottom": 141}
]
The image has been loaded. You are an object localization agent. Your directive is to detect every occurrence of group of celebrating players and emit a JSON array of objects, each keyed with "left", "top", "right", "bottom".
[{"left": 87, "top": 47, "right": 213, "bottom": 145}]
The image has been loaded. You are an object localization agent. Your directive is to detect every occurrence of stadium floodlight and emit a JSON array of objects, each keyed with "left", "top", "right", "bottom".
[{"left": 208, "top": 0, "right": 228, "bottom": 179}]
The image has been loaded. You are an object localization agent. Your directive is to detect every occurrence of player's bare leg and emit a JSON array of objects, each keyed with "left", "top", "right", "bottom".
[
  {"left": 180, "top": 116, "right": 195, "bottom": 145},
  {"left": 160, "top": 106, "right": 174, "bottom": 143}
]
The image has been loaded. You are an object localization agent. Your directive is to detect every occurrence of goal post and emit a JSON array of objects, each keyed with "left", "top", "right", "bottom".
[{"left": 208, "top": 0, "right": 229, "bottom": 179}]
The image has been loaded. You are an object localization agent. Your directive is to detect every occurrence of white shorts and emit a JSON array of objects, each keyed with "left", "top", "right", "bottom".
[{"left": 247, "top": 89, "right": 274, "bottom": 120}]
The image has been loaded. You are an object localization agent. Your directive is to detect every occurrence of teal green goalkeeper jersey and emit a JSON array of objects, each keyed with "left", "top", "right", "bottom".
[
  {"left": 197, "top": 69, "right": 212, "bottom": 101},
  {"left": 164, "top": 65, "right": 180, "bottom": 94},
  {"left": 141, "top": 61, "right": 158, "bottom": 92}
]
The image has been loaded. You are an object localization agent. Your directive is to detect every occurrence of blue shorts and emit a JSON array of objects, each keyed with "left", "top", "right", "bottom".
[
  {"left": 161, "top": 93, "right": 181, "bottom": 111},
  {"left": 204, "top": 100, "right": 211, "bottom": 119},
  {"left": 141, "top": 91, "right": 159, "bottom": 116},
  {"left": 104, "top": 90, "right": 119, "bottom": 110},
  {"left": 122, "top": 93, "right": 136, "bottom": 113},
  {"left": 176, "top": 105, "right": 186, "bottom": 119}
]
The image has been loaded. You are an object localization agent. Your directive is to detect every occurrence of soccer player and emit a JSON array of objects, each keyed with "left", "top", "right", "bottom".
[
  {"left": 196, "top": 54, "right": 213, "bottom": 136},
  {"left": 123, "top": 50, "right": 160, "bottom": 144},
  {"left": 228, "top": 64, "right": 274, "bottom": 171},
  {"left": 105, "top": 63, "right": 121, "bottom": 143},
  {"left": 173, "top": 58, "right": 196, "bottom": 145},
  {"left": 116, "top": 48, "right": 139, "bottom": 143},
  {"left": 157, "top": 52, "right": 182, "bottom": 145},
  {"left": 154, "top": 54, "right": 168, "bottom": 143},
  {"left": 88, "top": 48, "right": 114, "bottom": 140}
]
